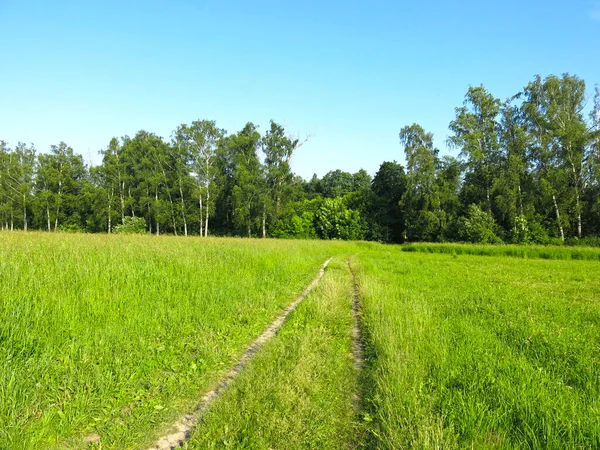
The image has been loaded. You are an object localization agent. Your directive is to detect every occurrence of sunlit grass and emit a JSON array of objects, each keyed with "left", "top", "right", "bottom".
[
  {"left": 0, "top": 232, "right": 345, "bottom": 449},
  {"left": 3, "top": 232, "right": 599, "bottom": 449},
  {"left": 402, "top": 242, "right": 600, "bottom": 260},
  {"left": 357, "top": 247, "right": 600, "bottom": 448},
  {"left": 187, "top": 257, "right": 362, "bottom": 449}
]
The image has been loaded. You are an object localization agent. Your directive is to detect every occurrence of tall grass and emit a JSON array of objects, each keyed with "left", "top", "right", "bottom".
[
  {"left": 187, "top": 258, "right": 362, "bottom": 449},
  {"left": 4, "top": 232, "right": 599, "bottom": 449},
  {"left": 402, "top": 242, "right": 600, "bottom": 260},
  {"left": 357, "top": 247, "right": 600, "bottom": 448},
  {"left": 0, "top": 232, "right": 344, "bottom": 449}
]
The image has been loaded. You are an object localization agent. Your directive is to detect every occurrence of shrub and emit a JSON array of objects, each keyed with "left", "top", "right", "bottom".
[
  {"left": 114, "top": 217, "right": 147, "bottom": 234},
  {"left": 456, "top": 204, "right": 502, "bottom": 244}
]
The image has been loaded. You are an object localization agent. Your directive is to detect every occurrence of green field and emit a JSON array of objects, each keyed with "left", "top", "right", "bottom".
[{"left": 1, "top": 232, "right": 600, "bottom": 449}]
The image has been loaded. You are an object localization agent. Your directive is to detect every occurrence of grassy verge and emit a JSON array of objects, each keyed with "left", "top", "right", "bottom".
[
  {"left": 356, "top": 247, "right": 600, "bottom": 449},
  {"left": 0, "top": 232, "right": 347, "bottom": 449},
  {"left": 401, "top": 242, "right": 600, "bottom": 260},
  {"left": 186, "top": 257, "right": 362, "bottom": 449}
]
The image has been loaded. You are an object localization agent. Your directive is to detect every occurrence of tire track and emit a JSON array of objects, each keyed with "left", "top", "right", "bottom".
[
  {"left": 347, "top": 258, "right": 364, "bottom": 409},
  {"left": 149, "top": 257, "right": 332, "bottom": 450}
]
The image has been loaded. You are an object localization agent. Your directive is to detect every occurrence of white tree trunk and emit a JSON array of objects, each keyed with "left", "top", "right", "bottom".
[
  {"left": 155, "top": 189, "right": 160, "bottom": 236},
  {"left": 576, "top": 189, "right": 582, "bottom": 238},
  {"left": 23, "top": 199, "right": 27, "bottom": 232},
  {"left": 199, "top": 195, "right": 203, "bottom": 236},
  {"left": 205, "top": 188, "right": 210, "bottom": 237},
  {"left": 120, "top": 181, "right": 125, "bottom": 223},
  {"left": 178, "top": 181, "right": 187, "bottom": 236},
  {"left": 552, "top": 194, "right": 565, "bottom": 242}
]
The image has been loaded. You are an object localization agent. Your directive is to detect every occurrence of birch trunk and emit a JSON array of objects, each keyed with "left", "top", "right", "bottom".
[
  {"left": 120, "top": 181, "right": 125, "bottom": 223},
  {"left": 129, "top": 186, "right": 135, "bottom": 217},
  {"left": 204, "top": 188, "right": 209, "bottom": 237},
  {"left": 575, "top": 187, "right": 582, "bottom": 238},
  {"left": 108, "top": 201, "right": 112, "bottom": 233},
  {"left": 199, "top": 195, "right": 203, "bottom": 237},
  {"left": 552, "top": 194, "right": 565, "bottom": 242},
  {"left": 155, "top": 188, "right": 160, "bottom": 236},
  {"left": 178, "top": 180, "right": 187, "bottom": 236},
  {"left": 46, "top": 202, "right": 51, "bottom": 232},
  {"left": 54, "top": 180, "right": 62, "bottom": 232},
  {"left": 23, "top": 199, "right": 27, "bottom": 232},
  {"left": 247, "top": 206, "right": 251, "bottom": 238}
]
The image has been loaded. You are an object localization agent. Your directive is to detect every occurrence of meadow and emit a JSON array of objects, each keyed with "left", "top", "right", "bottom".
[
  {"left": 1, "top": 232, "right": 599, "bottom": 449},
  {"left": 357, "top": 247, "right": 600, "bottom": 448},
  {"left": 0, "top": 232, "right": 351, "bottom": 448}
]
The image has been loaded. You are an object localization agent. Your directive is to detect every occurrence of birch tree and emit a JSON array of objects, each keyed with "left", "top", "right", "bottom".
[
  {"left": 261, "top": 121, "right": 301, "bottom": 237},
  {"left": 522, "top": 74, "right": 590, "bottom": 240},
  {"left": 449, "top": 85, "right": 502, "bottom": 214},
  {"left": 399, "top": 124, "right": 443, "bottom": 241},
  {"left": 35, "top": 142, "right": 85, "bottom": 231},
  {"left": 174, "top": 120, "right": 224, "bottom": 236},
  {"left": 229, "top": 123, "right": 262, "bottom": 237}
]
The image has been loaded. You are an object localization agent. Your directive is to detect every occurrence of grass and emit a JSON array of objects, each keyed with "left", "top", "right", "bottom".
[
  {"left": 401, "top": 242, "right": 600, "bottom": 260},
  {"left": 3, "top": 232, "right": 600, "bottom": 449},
  {"left": 0, "top": 232, "right": 346, "bottom": 449},
  {"left": 356, "top": 247, "right": 600, "bottom": 448},
  {"left": 186, "top": 257, "right": 362, "bottom": 449}
]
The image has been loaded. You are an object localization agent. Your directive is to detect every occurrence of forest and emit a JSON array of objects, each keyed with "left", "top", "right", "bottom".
[{"left": 1, "top": 73, "right": 599, "bottom": 245}]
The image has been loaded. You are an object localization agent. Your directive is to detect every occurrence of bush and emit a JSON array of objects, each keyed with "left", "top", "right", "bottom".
[
  {"left": 114, "top": 217, "right": 147, "bottom": 234},
  {"left": 566, "top": 236, "right": 600, "bottom": 247},
  {"left": 271, "top": 213, "right": 318, "bottom": 239},
  {"left": 58, "top": 223, "right": 84, "bottom": 233},
  {"left": 456, "top": 204, "right": 502, "bottom": 244},
  {"left": 315, "top": 198, "right": 364, "bottom": 240}
]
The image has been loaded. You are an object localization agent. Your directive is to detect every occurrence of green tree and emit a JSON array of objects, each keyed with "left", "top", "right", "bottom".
[
  {"left": 320, "top": 170, "right": 354, "bottom": 198},
  {"left": 522, "top": 74, "right": 591, "bottom": 240},
  {"left": 229, "top": 123, "right": 263, "bottom": 237},
  {"left": 399, "top": 124, "right": 443, "bottom": 241},
  {"left": 0, "top": 142, "right": 36, "bottom": 231},
  {"left": 34, "top": 142, "right": 86, "bottom": 231},
  {"left": 370, "top": 161, "right": 407, "bottom": 242},
  {"left": 457, "top": 204, "right": 501, "bottom": 244},
  {"left": 494, "top": 101, "right": 534, "bottom": 242},
  {"left": 98, "top": 138, "right": 125, "bottom": 233},
  {"left": 261, "top": 121, "right": 301, "bottom": 237},
  {"left": 315, "top": 197, "right": 364, "bottom": 240},
  {"left": 174, "top": 120, "right": 225, "bottom": 236},
  {"left": 449, "top": 85, "right": 502, "bottom": 214}
]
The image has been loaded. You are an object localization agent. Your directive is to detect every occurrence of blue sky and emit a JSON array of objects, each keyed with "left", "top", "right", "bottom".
[{"left": 0, "top": 0, "right": 599, "bottom": 179}]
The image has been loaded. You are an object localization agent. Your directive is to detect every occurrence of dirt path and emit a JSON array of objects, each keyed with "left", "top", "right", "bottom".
[
  {"left": 347, "top": 258, "right": 364, "bottom": 409},
  {"left": 148, "top": 257, "right": 333, "bottom": 450}
]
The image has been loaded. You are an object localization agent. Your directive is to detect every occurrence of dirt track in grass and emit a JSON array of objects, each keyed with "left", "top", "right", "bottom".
[
  {"left": 347, "top": 258, "right": 365, "bottom": 410},
  {"left": 148, "top": 257, "right": 333, "bottom": 450}
]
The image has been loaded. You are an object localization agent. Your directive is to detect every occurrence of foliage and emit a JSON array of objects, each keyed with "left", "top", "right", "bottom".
[
  {"left": 456, "top": 203, "right": 502, "bottom": 244},
  {"left": 315, "top": 197, "right": 364, "bottom": 240},
  {"left": 0, "top": 73, "right": 599, "bottom": 244},
  {"left": 114, "top": 216, "right": 147, "bottom": 234}
]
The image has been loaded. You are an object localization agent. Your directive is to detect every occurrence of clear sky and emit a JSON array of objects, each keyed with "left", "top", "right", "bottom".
[{"left": 1, "top": 0, "right": 599, "bottom": 179}]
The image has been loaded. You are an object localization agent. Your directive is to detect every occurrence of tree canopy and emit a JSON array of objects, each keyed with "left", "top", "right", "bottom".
[{"left": 1, "top": 73, "right": 599, "bottom": 245}]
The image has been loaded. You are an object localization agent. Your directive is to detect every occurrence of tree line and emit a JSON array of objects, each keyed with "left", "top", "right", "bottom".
[{"left": 1, "top": 73, "right": 599, "bottom": 244}]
